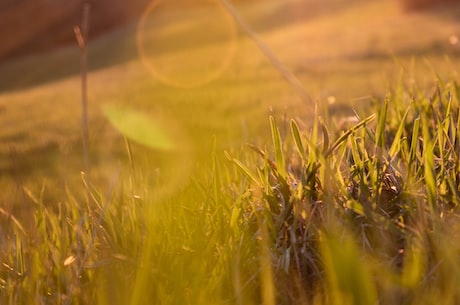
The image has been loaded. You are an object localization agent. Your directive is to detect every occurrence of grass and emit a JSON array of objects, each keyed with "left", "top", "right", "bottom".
[
  {"left": 1, "top": 0, "right": 460, "bottom": 304},
  {"left": 227, "top": 79, "right": 460, "bottom": 304},
  {"left": 3, "top": 76, "right": 460, "bottom": 304}
]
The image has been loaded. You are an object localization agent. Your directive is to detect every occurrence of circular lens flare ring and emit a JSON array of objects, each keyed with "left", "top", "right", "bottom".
[{"left": 137, "top": 0, "right": 237, "bottom": 88}]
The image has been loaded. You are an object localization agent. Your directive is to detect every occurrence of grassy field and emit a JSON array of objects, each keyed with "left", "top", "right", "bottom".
[{"left": 1, "top": 0, "right": 460, "bottom": 304}]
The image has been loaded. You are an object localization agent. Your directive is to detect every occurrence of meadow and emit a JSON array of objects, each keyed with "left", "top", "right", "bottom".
[{"left": 1, "top": 0, "right": 460, "bottom": 304}]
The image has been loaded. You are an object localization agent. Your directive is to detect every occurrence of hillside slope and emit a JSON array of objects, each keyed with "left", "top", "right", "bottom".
[{"left": 0, "top": 0, "right": 150, "bottom": 60}]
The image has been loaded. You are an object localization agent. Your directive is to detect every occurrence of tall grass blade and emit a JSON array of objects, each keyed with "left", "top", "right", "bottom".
[
  {"left": 402, "top": 239, "right": 426, "bottom": 288},
  {"left": 320, "top": 230, "right": 378, "bottom": 305},
  {"left": 389, "top": 104, "right": 411, "bottom": 158},
  {"left": 408, "top": 117, "right": 420, "bottom": 178},
  {"left": 258, "top": 213, "right": 275, "bottom": 305},
  {"left": 422, "top": 116, "right": 437, "bottom": 210},
  {"left": 326, "top": 114, "right": 376, "bottom": 157},
  {"left": 320, "top": 120, "right": 330, "bottom": 155},
  {"left": 74, "top": 3, "right": 91, "bottom": 182},
  {"left": 290, "top": 119, "right": 305, "bottom": 159},
  {"left": 375, "top": 97, "right": 388, "bottom": 149},
  {"left": 270, "top": 116, "right": 286, "bottom": 178},
  {"left": 225, "top": 151, "right": 261, "bottom": 187}
]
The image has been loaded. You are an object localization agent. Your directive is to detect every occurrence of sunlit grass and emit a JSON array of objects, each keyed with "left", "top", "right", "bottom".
[
  {"left": 1, "top": 0, "right": 460, "bottom": 304},
  {"left": 227, "top": 79, "right": 460, "bottom": 304}
]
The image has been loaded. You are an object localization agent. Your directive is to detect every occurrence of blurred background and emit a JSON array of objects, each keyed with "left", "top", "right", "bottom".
[
  {"left": 0, "top": 0, "right": 149, "bottom": 61},
  {"left": 0, "top": 0, "right": 457, "bottom": 61},
  {"left": 0, "top": 0, "right": 459, "bottom": 202}
]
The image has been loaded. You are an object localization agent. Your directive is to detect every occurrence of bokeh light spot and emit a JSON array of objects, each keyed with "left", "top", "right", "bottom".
[
  {"left": 137, "top": 0, "right": 237, "bottom": 88},
  {"left": 102, "top": 104, "right": 174, "bottom": 151}
]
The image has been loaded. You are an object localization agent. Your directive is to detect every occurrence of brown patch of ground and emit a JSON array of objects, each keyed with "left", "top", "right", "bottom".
[
  {"left": 0, "top": 0, "right": 150, "bottom": 61},
  {"left": 400, "top": 0, "right": 458, "bottom": 11}
]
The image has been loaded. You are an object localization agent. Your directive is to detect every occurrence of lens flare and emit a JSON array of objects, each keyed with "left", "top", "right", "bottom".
[
  {"left": 137, "top": 0, "right": 237, "bottom": 88},
  {"left": 102, "top": 104, "right": 175, "bottom": 151},
  {"left": 102, "top": 103, "right": 194, "bottom": 202}
]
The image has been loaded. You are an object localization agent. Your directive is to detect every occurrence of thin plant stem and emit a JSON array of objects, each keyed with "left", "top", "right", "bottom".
[
  {"left": 219, "top": 0, "right": 312, "bottom": 105},
  {"left": 74, "top": 3, "right": 91, "bottom": 183}
]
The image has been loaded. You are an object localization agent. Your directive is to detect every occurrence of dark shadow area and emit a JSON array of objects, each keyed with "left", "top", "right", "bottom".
[
  {"left": 0, "top": 0, "right": 459, "bottom": 94},
  {"left": 0, "top": 0, "right": 150, "bottom": 60},
  {"left": 0, "top": 0, "right": 358, "bottom": 94},
  {"left": 0, "top": 23, "right": 138, "bottom": 93}
]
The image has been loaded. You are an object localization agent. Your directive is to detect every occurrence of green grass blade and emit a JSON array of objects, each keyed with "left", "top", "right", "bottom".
[
  {"left": 320, "top": 119, "right": 330, "bottom": 155},
  {"left": 422, "top": 116, "right": 437, "bottom": 209},
  {"left": 408, "top": 117, "right": 421, "bottom": 177},
  {"left": 375, "top": 96, "right": 388, "bottom": 148},
  {"left": 320, "top": 230, "right": 378, "bottom": 305},
  {"left": 326, "top": 114, "right": 376, "bottom": 157},
  {"left": 290, "top": 119, "right": 305, "bottom": 159},
  {"left": 402, "top": 239, "right": 426, "bottom": 288},
  {"left": 270, "top": 116, "right": 286, "bottom": 178},
  {"left": 258, "top": 214, "right": 275, "bottom": 305},
  {"left": 389, "top": 104, "right": 411, "bottom": 158},
  {"left": 225, "top": 151, "right": 261, "bottom": 187}
]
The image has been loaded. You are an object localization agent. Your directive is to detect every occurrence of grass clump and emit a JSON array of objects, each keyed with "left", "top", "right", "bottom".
[
  {"left": 2, "top": 80, "right": 460, "bottom": 305},
  {"left": 228, "top": 81, "right": 460, "bottom": 304},
  {"left": 0, "top": 177, "right": 144, "bottom": 305}
]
